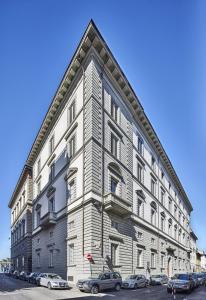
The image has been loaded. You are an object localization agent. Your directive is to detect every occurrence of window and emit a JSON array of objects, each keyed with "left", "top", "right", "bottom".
[
  {"left": 37, "top": 253, "right": 40, "bottom": 267},
  {"left": 179, "top": 211, "right": 181, "bottom": 223},
  {"left": 151, "top": 178, "right": 156, "bottom": 196},
  {"left": 111, "top": 177, "right": 118, "bottom": 194},
  {"left": 111, "top": 133, "right": 118, "bottom": 157},
  {"left": 161, "top": 170, "right": 164, "bottom": 181},
  {"left": 174, "top": 226, "right": 177, "bottom": 240},
  {"left": 69, "top": 136, "right": 76, "bottom": 158},
  {"left": 160, "top": 216, "right": 165, "bottom": 231},
  {"left": 169, "top": 182, "right": 171, "bottom": 192},
  {"left": 168, "top": 221, "right": 172, "bottom": 235},
  {"left": 160, "top": 188, "right": 165, "bottom": 205},
  {"left": 50, "top": 163, "right": 55, "bottom": 181},
  {"left": 22, "top": 256, "right": 24, "bottom": 267},
  {"left": 16, "top": 258, "right": 19, "bottom": 268},
  {"left": 137, "top": 232, "right": 143, "bottom": 239},
  {"left": 161, "top": 255, "right": 165, "bottom": 268},
  {"left": 49, "top": 135, "right": 54, "bottom": 155},
  {"left": 137, "top": 249, "right": 143, "bottom": 267},
  {"left": 22, "top": 191, "right": 25, "bottom": 206},
  {"left": 161, "top": 242, "right": 164, "bottom": 249},
  {"left": 111, "top": 221, "right": 118, "bottom": 230},
  {"left": 68, "top": 180, "right": 75, "bottom": 202},
  {"left": 151, "top": 208, "right": 156, "bottom": 225},
  {"left": 36, "top": 209, "right": 41, "bottom": 227},
  {"left": 68, "top": 244, "right": 74, "bottom": 265},
  {"left": 49, "top": 250, "right": 54, "bottom": 267},
  {"left": 137, "top": 199, "right": 143, "bottom": 218},
  {"left": 49, "top": 197, "right": 55, "bottom": 212},
  {"left": 137, "top": 163, "right": 143, "bottom": 183},
  {"left": 111, "top": 99, "right": 118, "bottom": 122},
  {"left": 111, "top": 243, "right": 118, "bottom": 266},
  {"left": 151, "top": 156, "right": 155, "bottom": 171},
  {"left": 37, "top": 180, "right": 41, "bottom": 196},
  {"left": 151, "top": 238, "right": 155, "bottom": 245},
  {"left": 22, "top": 220, "right": 25, "bottom": 236},
  {"left": 151, "top": 252, "right": 156, "bottom": 268},
  {"left": 68, "top": 221, "right": 75, "bottom": 230},
  {"left": 137, "top": 136, "right": 143, "bottom": 155},
  {"left": 168, "top": 198, "right": 172, "bottom": 212},
  {"left": 68, "top": 101, "right": 75, "bottom": 125},
  {"left": 174, "top": 205, "right": 177, "bottom": 218},
  {"left": 37, "top": 158, "right": 41, "bottom": 175}
]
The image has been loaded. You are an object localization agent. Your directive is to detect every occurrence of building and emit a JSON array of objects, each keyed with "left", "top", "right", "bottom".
[
  {"left": 200, "top": 251, "right": 206, "bottom": 271},
  {"left": 9, "top": 20, "right": 195, "bottom": 282},
  {"left": 8, "top": 165, "right": 33, "bottom": 272},
  {"left": 190, "top": 230, "right": 198, "bottom": 272},
  {"left": 0, "top": 258, "right": 11, "bottom": 272},
  {"left": 196, "top": 250, "right": 202, "bottom": 272}
]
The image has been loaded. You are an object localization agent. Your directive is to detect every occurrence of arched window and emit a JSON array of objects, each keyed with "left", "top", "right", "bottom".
[{"left": 136, "top": 190, "right": 146, "bottom": 218}]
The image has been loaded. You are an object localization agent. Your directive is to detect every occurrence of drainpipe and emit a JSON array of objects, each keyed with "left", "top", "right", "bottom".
[
  {"left": 101, "top": 64, "right": 105, "bottom": 266},
  {"left": 82, "top": 66, "right": 85, "bottom": 257}
]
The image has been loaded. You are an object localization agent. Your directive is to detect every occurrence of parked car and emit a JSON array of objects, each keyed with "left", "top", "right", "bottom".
[
  {"left": 28, "top": 272, "right": 41, "bottom": 284},
  {"left": 167, "top": 273, "right": 194, "bottom": 293},
  {"left": 13, "top": 270, "right": 20, "bottom": 279},
  {"left": 77, "top": 272, "right": 122, "bottom": 294},
  {"left": 19, "top": 271, "right": 31, "bottom": 281},
  {"left": 122, "top": 274, "right": 148, "bottom": 289},
  {"left": 36, "top": 273, "right": 69, "bottom": 289},
  {"left": 191, "top": 273, "right": 200, "bottom": 288},
  {"left": 150, "top": 274, "right": 168, "bottom": 285},
  {"left": 195, "top": 273, "right": 205, "bottom": 285}
]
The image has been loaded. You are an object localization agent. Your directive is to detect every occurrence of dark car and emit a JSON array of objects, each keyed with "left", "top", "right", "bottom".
[
  {"left": 13, "top": 270, "right": 20, "bottom": 279},
  {"left": 19, "top": 271, "right": 31, "bottom": 281},
  {"left": 77, "top": 272, "right": 122, "bottom": 294},
  {"left": 167, "top": 273, "right": 195, "bottom": 293},
  {"left": 28, "top": 272, "right": 41, "bottom": 284},
  {"left": 191, "top": 273, "right": 200, "bottom": 288}
]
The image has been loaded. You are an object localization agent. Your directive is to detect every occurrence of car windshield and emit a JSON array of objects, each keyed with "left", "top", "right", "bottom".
[
  {"left": 174, "top": 274, "right": 189, "bottom": 280},
  {"left": 125, "top": 275, "right": 138, "bottom": 280},
  {"left": 48, "top": 274, "right": 61, "bottom": 279}
]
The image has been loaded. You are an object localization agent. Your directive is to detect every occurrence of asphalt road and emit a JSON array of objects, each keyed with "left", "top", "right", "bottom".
[{"left": 0, "top": 273, "right": 206, "bottom": 300}]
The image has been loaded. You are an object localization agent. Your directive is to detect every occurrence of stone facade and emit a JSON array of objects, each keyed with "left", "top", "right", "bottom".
[
  {"left": 9, "top": 21, "right": 197, "bottom": 282},
  {"left": 8, "top": 165, "right": 33, "bottom": 272}
]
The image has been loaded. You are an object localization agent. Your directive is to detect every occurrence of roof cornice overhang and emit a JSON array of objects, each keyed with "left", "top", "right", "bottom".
[
  {"left": 190, "top": 230, "right": 198, "bottom": 241},
  {"left": 8, "top": 164, "right": 32, "bottom": 209},
  {"left": 24, "top": 19, "right": 193, "bottom": 212}
]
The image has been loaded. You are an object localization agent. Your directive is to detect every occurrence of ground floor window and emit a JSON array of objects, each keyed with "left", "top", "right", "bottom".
[
  {"left": 22, "top": 256, "right": 24, "bottom": 268},
  {"left": 151, "top": 252, "right": 156, "bottom": 268},
  {"left": 68, "top": 244, "right": 74, "bottom": 265},
  {"left": 161, "top": 255, "right": 165, "bottom": 268},
  {"left": 137, "top": 249, "right": 143, "bottom": 267},
  {"left": 37, "top": 253, "right": 40, "bottom": 267},
  {"left": 111, "top": 243, "right": 118, "bottom": 266},
  {"left": 49, "top": 250, "right": 54, "bottom": 267}
]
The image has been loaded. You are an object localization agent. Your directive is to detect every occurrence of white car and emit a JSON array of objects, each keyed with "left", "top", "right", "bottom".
[{"left": 36, "top": 273, "right": 69, "bottom": 289}]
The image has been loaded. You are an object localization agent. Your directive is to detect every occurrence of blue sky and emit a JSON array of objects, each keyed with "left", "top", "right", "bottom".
[{"left": 0, "top": 0, "right": 205, "bottom": 258}]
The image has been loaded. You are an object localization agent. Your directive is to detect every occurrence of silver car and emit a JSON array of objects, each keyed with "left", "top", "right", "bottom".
[
  {"left": 150, "top": 274, "right": 168, "bottom": 285},
  {"left": 122, "top": 274, "right": 148, "bottom": 289},
  {"left": 36, "top": 273, "right": 69, "bottom": 289}
]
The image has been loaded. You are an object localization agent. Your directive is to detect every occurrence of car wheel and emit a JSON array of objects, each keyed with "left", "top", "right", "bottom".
[
  {"left": 134, "top": 283, "right": 138, "bottom": 289},
  {"left": 91, "top": 285, "right": 99, "bottom": 294},
  {"left": 115, "top": 283, "right": 121, "bottom": 291},
  {"left": 47, "top": 282, "right": 52, "bottom": 290}
]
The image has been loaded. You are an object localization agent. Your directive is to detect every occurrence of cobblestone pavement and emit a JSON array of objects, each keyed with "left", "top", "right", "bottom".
[{"left": 0, "top": 273, "right": 206, "bottom": 300}]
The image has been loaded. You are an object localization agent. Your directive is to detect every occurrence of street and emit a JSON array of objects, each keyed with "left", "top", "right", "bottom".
[{"left": 0, "top": 274, "right": 206, "bottom": 300}]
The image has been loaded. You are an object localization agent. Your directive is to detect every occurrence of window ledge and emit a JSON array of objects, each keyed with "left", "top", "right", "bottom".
[
  {"left": 68, "top": 264, "right": 76, "bottom": 267},
  {"left": 136, "top": 266, "right": 144, "bottom": 269}
]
